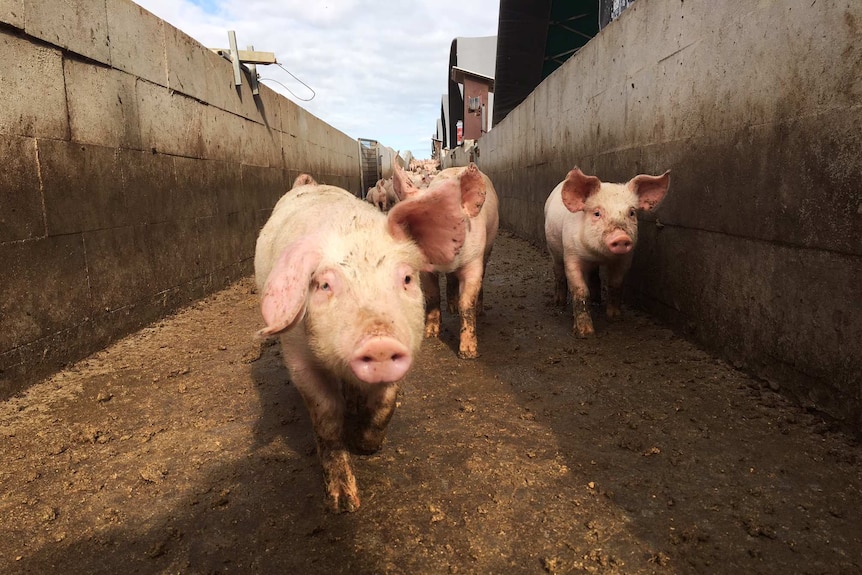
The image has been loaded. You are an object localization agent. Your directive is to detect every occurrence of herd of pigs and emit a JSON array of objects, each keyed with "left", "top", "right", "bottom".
[{"left": 253, "top": 161, "right": 670, "bottom": 512}]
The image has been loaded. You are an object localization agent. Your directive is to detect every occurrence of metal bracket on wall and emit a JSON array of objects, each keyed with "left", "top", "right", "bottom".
[{"left": 210, "top": 31, "right": 277, "bottom": 95}]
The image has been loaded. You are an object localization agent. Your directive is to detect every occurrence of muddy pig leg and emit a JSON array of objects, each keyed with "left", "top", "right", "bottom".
[
  {"left": 603, "top": 257, "right": 631, "bottom": 320},
  {"left": 346, "top": 382, "right": 399, "bottom": 454},
  {"left": 551, "top": 252, "right": 569, "bottom": 307},
  {"left": 565, "top": 258, "right": 596, "bottom": 338},
  {"left": 445, "top": 272, "right": 460, "bottom": 315},
  {"left": 422, "top": 271, "right": 442, "bottom": 338},
  {"left": 455, "top": 259, "right": 484, "bottom": 358},
  {"left": 283, "top": 346, "right": 360, "bottom": 513}
]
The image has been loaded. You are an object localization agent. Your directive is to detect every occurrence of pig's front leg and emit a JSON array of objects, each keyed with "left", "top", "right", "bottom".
[
  {"left": 603, "top": 258, "right": 631, "bottom": 320},
  {"left": 452, "top": 273, "right": 488, "bottom": 317},
  {"left": 421, "top": 271, "right": 442, "bottom": 338},
  {"left": 346, "top": 382, "right": 399, "bottom": 454},
  {"left": 454, "top": 259, "right": 484, "bottom": 358},
  {"left": 550, "top": 253, "right": 569, "bottom": 307},
  {"left": 282, "top": 344, "right": 360, "bottom": 512},
  {"left": 445, "top": 272, "right": 460, "bottom": 314},
  {"left": 564, "top": 258, "right": 596, "bottom": 338}
]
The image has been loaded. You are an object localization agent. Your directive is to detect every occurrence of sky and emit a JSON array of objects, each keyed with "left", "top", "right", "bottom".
[{"left": 131, "top": 0, "right": 500, "bottom": 159}]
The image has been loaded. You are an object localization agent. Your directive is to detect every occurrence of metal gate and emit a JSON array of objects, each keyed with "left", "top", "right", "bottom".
[{"left": 358, "top": 138, "right": 381, "bottom": 199}]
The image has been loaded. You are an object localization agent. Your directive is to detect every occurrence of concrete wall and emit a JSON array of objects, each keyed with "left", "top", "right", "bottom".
[
  {"left": 477, "top": 0, "right": 862, "bottom": 431},
  {"left": 0, "top": 0, "right": 360, "bottom": 398}
]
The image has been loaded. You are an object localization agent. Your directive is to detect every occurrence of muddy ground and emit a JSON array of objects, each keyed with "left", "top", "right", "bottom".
[{"left": 1, "top": 231, "right": 860, "bottom": 575}]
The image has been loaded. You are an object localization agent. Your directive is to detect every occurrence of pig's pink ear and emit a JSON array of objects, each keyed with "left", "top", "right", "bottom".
[
  {"left": 460, "top": 163, "right": 487, "bottom": 217},
  {"left": 392, "top": 163, "right": 422, "bottom": 201},
  {"left": 561, "top": 168, "right": 602, "bottom": 213},
  {"left": 292, "top": 174, "right": 317, "bottom": 189},
  {"left": 387, "top": 182, "right": 466, "bottom": 266},
  {"left": 628, "top": 170, "right": 670, "bottom": 211},
  {"left": 258, "top": 236, "right": 322, "bottom": 337}
]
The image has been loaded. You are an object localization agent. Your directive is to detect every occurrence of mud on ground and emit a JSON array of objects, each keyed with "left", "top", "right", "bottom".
[{"left": 1, "top": 231, "right": 860, "bottom": 574}]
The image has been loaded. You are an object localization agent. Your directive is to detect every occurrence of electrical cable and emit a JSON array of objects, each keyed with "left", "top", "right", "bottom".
[{"left": 259, "top": 62, "right": 316, "bottom": 101}]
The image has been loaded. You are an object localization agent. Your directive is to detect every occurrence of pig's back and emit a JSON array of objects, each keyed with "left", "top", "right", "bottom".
[
  {"left": 478, "top": 172, "right": 500, "bottom": 250},
  {"left": 254, "top": 184, "right": 383, "bottom": 290}
]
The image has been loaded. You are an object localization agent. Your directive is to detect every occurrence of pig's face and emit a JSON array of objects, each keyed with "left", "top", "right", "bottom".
[
  {"left": 581, "top": 184, "right": 641, "bottom": 256},
  {"left": 366, "top": 181, "right": 395, "bottom": 212},
  {"left": 303, "top": 235, "right": 425, "bottom": 384},
  {"left": 561, "top": 168, "right": 670, "bottom": 258}
]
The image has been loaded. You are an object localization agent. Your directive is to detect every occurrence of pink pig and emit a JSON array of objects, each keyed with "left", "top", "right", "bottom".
[
  {"left": 254, "top": 174, "right": 469, "bottom": 512},
  {"left": 544, "top": 167, "right": 670, "bottom": 337},
  {"left": 393, "top": 162, "right": 499, "bottom": 359},
  {"left": 365, "top": 178, "right": 399, "bottom": 212}
]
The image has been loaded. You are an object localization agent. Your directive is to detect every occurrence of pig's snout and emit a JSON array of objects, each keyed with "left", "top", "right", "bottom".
[
  {"left": 606, "top": 230, "right": 634, "bottom": 255},
  {"left": 350, "top": 336, "right": 412, "bottom": 383}
]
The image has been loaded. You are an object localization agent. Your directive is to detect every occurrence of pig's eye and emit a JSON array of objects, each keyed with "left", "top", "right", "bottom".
[
  {"left": 592, "top": 209, "right": 602, "bottom": 218},
  {"left": 319, "top": 282, "right": 331, "bottom": 292},
  {"left": 403, "top": 275, "right": 413, "bottom": 287},
  {"left": 629, "top": 208, "right": 636, "bottom": 217}
]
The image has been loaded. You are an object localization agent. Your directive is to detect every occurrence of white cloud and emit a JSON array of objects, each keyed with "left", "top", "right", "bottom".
[{"left": 132, "top": 0, "right": 499, "bottom": 159}]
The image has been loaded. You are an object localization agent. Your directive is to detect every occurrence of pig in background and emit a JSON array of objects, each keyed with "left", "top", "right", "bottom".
[
  {"left": 365, "top": 178, "right": 399, "bottom": 212},
  {"left": 393, "top": 162, "right": 499, "bottom": 359},
  {"left": 254, "top": 174, "right": 470, "bottom": 512},
  {"left": 544, "top": 167, "right": 670, "bottom": 337},
  {"left": 408, "top": 171, "right": 433, "bottom": 189},
  {"left": 365, "top": 171, "right": 433, "bottom": 213}
]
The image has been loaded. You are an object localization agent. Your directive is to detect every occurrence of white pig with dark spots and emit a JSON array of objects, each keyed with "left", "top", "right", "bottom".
[
  {"left": 254, "top": 174, "right": 469, "bottom": 512},
  {"left": 544, "top": 167, "right": 670, "bottom": 337}
]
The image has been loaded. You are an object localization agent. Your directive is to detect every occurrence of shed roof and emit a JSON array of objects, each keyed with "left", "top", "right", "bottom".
[
  {"left": 451, "top": 66, "right": 495, "bottom": 91},
  {"left": 493, "top": 0, "right": 609, "bottom": 126}
]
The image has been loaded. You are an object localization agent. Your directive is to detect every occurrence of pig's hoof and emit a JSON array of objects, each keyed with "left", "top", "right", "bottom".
[
  {"left": 424, "top": 324, "right": 440, "bottom": 338},
  {"left": 350, "top": 434, "right": 385, "bottom": 455},
  {"left": 458, "top": 346, "right": 479, "bottom": 359},
  {"left": 325, "top": 480, "right": 361, "bottom": 513},
  {"left": 327, "top": 490, "right": 360, "bottom": 513},
  {"left": 323, "top": 455, "right": 360, "bottom": 512},
  {"left": 573, "top": 325, "right": 595, "bottom": 338}
]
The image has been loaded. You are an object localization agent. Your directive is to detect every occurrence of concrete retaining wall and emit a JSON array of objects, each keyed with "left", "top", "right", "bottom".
[
  {"left": 0, "top": 0, "right": 360, "bottom": 397},
  {"left": 477, "top": 0, "right": 861, "bottom": 431}
]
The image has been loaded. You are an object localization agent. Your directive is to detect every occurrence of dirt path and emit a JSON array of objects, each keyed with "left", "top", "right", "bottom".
[{"left": 1, "top": 231, "right": 859, "bottom": 574}]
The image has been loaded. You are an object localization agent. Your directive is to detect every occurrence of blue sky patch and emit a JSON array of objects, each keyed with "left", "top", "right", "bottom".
[{"left": 188, "top": 0, "right": 221, "bottom": 15}]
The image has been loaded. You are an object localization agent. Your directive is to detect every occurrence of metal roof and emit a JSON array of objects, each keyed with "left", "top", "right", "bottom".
[{"left": 492, "top": 0, "right": 636, "bottom": 127}]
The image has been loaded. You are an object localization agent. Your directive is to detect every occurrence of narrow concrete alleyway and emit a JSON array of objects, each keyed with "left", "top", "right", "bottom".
[{"left": 1, "top": 232, "right": 859, "bottom": 574}]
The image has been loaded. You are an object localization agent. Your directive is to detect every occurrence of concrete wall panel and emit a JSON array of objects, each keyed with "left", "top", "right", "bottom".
[
  {"left": 84, "top": 221, "right": 203, "bottom": 312},
  {"left": 39, "top": 140, "right": 123, "bottom": 234},
  {"left": 0, "top": 135, "right": 43, "bottom": 242},
  {"left": 0, "top": 0, "right": 24, "bottom": 29},
  {"left": 0, "top": 34, "right": 67, "bottom": 140},
  {"left": 119, "top": 148, "right": 179, "bottom": 225},
  {"left": 105, "top": 0, "right": 167, "bottom": 87},
  {"left": 137, "top": 81, "right": 205, "bottom": 158},
  {"left": 242, "top": 164, "right": 286, "bottom": 224},
  {"left": 0, "top": 236, "right": 90, "bottom": 350},
  {"left": 25, "top": 0, "right": 110, "bottom": 65},
  {"left": 164, "top": 24, "right": 210, "bottom": 102},
  {"left": 66, "top": 60, "right": 142, "bottom": 149}
]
